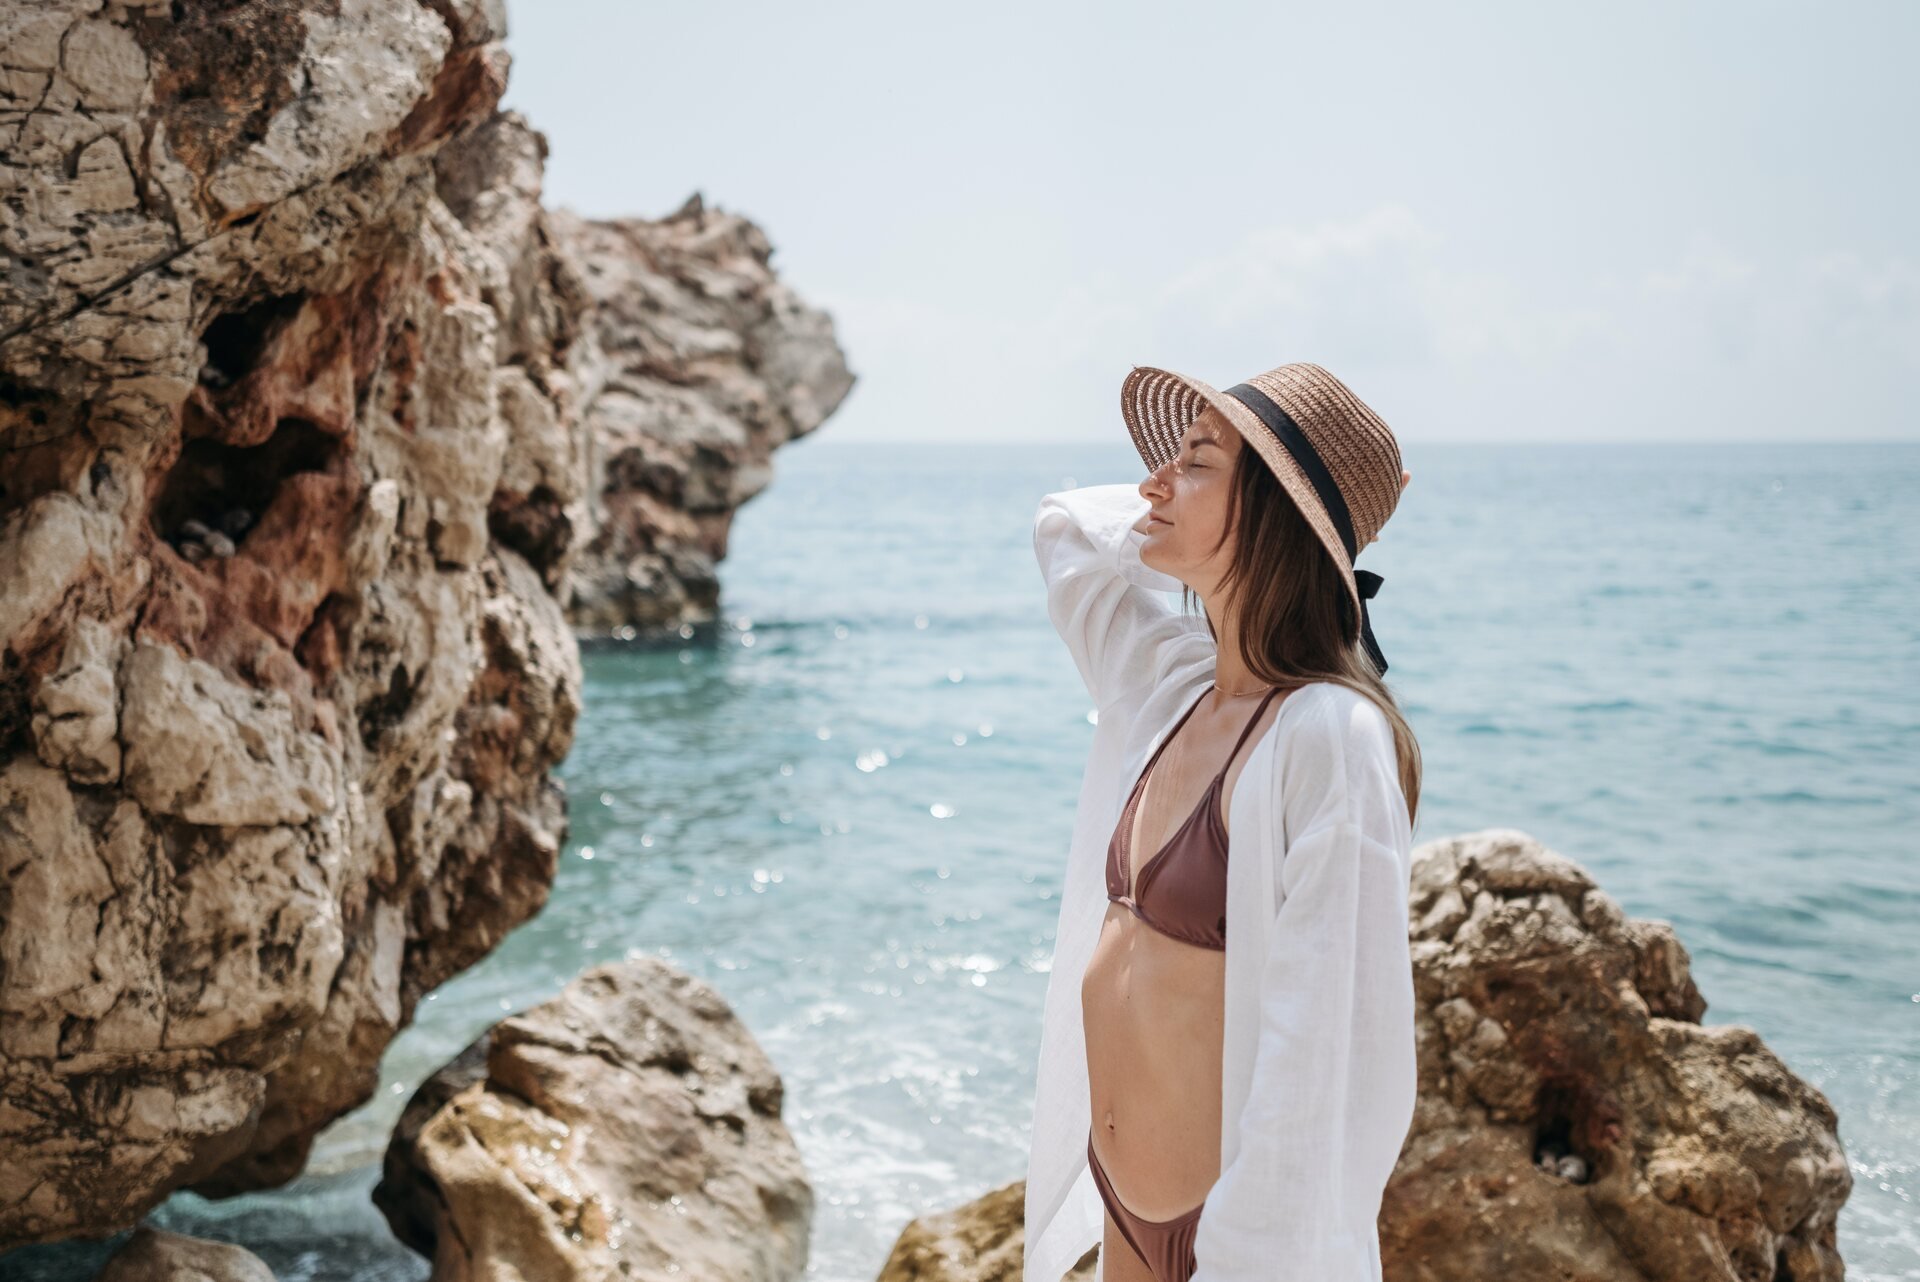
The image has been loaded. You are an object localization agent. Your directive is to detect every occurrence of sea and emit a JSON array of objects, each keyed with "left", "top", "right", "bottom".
[{"left": 7, "top": 439, "right": 1916, "bottom": 1281}]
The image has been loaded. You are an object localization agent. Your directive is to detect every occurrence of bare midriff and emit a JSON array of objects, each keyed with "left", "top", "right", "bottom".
[
  {"left": 1079, "top": 682, "right": 1291, "bottom": 1226},
  {"left": 1081, "top": 908, "right": 1226, "bottom": 1220}
]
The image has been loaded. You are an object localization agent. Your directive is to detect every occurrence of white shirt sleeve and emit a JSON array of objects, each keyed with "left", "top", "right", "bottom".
[
  {"left": 1032, "top": 483, "right": 1200, "bottom": 714},
  {"left": 1191, "top": 694, "right": 1419, "bottom": 1281}
]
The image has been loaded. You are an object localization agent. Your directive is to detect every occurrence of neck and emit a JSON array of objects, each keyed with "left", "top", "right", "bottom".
[{"left": 1201, "top": 595, "right": 1265, "bottom": 699}]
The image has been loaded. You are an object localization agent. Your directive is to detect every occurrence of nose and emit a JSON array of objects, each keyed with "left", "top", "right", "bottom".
[{"left": 1139, "top": 461, "right": 1172, "bottom": 500}]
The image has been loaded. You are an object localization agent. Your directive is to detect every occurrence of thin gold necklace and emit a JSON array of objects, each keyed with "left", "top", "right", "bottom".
[{"left": 1213, "top": 678, "right": 1273, "bottom": 699}]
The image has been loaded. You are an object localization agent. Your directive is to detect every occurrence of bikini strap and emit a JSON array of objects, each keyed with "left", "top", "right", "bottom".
[
  {"left": 1221, "top": 684, "right": 1287, "bottom": 770},
  {"left": 1140, "top": 688, "right": 1208, "bottom": 777},
  {"left": 1149, "top": 683, "right": 1288, "bottom": 792}
]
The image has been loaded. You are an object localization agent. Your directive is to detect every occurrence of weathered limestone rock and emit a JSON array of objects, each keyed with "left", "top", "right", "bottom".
[
  {"left": 875, "top": 1179, "right": 1096, "bottom": 1282},
  {"left": 93, "top": 1226, "right": 275, "bottom": 1282},
  {"left": 1, "top": 0, "right": 844, "bottom": 1253},
  {"left": 374, "top": 956, "right": 812, "bottom": 1282},
  {"left": 552, "top": 196, "right": 856, "bottom": 638},
  {"left": 880, "top": 831, "right": 1848, "bottom": 1282},
  {"left": 119, "top": 640, "right": 338, "bottom": 826},
  {"left": 28, "top": 616, "right": 123, "bottom": 784},
  {"left": 1389, "top": 828, "right": 1850, "bottom": 1282},
  {"left": 0, "top": 0, "right": 583, "bottom": 1246}
]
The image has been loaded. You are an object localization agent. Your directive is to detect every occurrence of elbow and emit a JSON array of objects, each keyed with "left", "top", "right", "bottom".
[{"left": 1032, "top": 495, "right": 1076, "bottom": 584}]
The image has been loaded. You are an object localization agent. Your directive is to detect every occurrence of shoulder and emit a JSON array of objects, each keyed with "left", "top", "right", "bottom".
[
  {"left": 1274, "top": 682, "right": 1393, "bottom": 762},
  {"left": 1268, "top": 682, "right": 1402, "bottom": 839}
]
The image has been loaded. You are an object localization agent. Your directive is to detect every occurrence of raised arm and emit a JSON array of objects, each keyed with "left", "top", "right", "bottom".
[
  {"left": 1191, "top": 693, "right": 1419, "bottom": 1281},
  {"left": 1032, "top": 483, "right": 1205, "bottom": 713}
]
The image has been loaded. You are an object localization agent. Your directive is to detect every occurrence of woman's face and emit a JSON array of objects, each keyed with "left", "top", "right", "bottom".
[{"left": 1135, "top": 407, "right": 1243, "bottom": 589}]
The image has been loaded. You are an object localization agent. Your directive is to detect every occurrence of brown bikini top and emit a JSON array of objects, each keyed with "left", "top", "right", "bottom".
[{"left": 1105, "top": 682, "right": 1286, "bottom": 950}]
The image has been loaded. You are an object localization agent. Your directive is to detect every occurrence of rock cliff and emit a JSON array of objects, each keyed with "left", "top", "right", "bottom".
[
  {"left": 0, "top": 0, "right": 848, "bottom": 1248},
  {"left": 554, "top": 197, "right": 855, "bottom": 639}
]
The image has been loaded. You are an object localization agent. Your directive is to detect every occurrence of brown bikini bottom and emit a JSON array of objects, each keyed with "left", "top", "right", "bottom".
[{"left": 1085, "top": 1130, "right": 1206, "bottom": 1282}]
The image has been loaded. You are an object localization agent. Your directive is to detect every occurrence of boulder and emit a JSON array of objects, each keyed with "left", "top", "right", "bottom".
[
  {"left": 876, "top": 1179, "right": 1096, "bottom": 1282},
  {"left": 1391, "top": 828, "right": 1849, "bottom": 1280},
  {"left": 93, "top": 1226, "right": 274, "bottom": 1282},
  {"left": 375, "top": 956, "right": 812, "bottom": 1282}
]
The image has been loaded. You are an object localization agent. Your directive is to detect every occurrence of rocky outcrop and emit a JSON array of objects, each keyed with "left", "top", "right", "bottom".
[
  {"left": 883, "top": 830, "right": 1848, "bottom": 1282},
  {"left": 1391, "top": 829, "right": 1849, "bottom": 1281},
  {"left": 876, "top": 1180, "right": 1095, "bottom": 1282},
  {"left": 0, "top": 0, "right": 588, "bottom": 1245},
  {"left": 374, "top": 956, "right": 812, "bottom": 1282},
  {"left": 0, "top": 0, "right": 849, "bottom": 1253},
  {"left": 93, "top": 1227, "right": 275, "bottom": 1282},
  {"left": 552, "top": 198, "right": 855, "bottom": 639}
]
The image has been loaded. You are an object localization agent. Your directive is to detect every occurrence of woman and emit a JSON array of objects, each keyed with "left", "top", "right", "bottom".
[{"left": 1023, "top": 362, "right": 1422, "bottom": 1282}]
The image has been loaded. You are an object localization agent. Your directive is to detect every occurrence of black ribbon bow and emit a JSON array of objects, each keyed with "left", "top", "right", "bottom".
[{"left": 1354, "top": 568, "right": 1387, "bottom": 675}]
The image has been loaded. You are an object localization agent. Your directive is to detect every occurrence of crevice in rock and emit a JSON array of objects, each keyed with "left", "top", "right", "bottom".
[
  {"left": 150, "top": 415, "right": 337, "bottom": 558},
  {"left": 293, "top": 591, "right": 354, "bottom": 682},
  {"left": 359, "top": 662, "right": 415, "bottom": 751},
  {"left": 197, "top": 292, "right": 306, "bottom": 393},
  {"left": 0, "top": 378, "right": 84, "bottom": 520},
  {"left": 1530, "top": 1078, "right": 1601, "bottom": 1184},
  {"left": 488, "top": 483, "right": 571, "bottom": 581}
]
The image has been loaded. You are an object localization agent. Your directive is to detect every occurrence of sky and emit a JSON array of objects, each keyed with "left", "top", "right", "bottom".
[{"left": 497, "top": 1, "right": 1918, "bottom": 444}]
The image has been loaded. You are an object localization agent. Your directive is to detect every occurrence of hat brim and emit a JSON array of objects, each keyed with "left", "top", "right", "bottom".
[{"left": 1119, "top": 364, "right": 1365, "bottom": 644}]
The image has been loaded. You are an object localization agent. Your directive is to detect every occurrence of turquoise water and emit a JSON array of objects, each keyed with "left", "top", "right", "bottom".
[{"left": 10, "top": 440, "right": 1917, "bottom": 1281}]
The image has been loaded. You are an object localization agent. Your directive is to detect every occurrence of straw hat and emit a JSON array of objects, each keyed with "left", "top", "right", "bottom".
[{"left": 1120, "top": 362, "right": 1403, "bottom": 675}]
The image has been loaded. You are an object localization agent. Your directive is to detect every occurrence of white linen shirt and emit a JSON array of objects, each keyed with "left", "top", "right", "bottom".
[{"left": 1023, "top": 482, "right": 1418, "bottom": 1282}]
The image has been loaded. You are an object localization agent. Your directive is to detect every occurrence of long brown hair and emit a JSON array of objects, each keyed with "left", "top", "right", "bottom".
[{"left": 1179, "top": 443, "right": 1423, "bottom": 827}]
